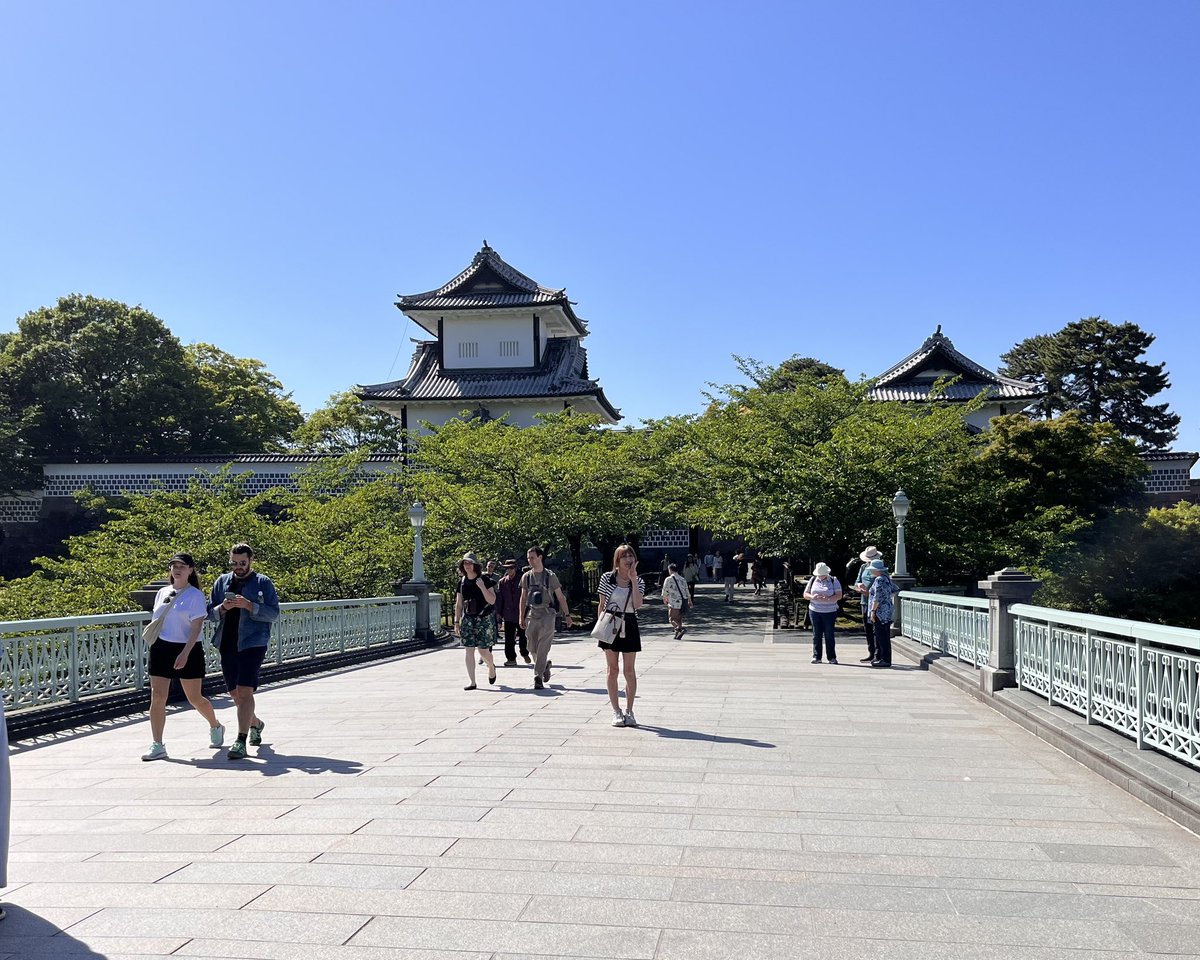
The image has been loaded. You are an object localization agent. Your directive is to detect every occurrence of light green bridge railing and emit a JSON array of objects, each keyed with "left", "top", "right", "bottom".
[
  {"left": 899, "top": 592, "right": 1200, "bottom": 770},
  {"left": 1, "top": 594, "right": 441, "bottom": 713}
]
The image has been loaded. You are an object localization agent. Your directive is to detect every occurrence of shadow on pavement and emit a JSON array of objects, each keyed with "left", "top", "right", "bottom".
[
  {"left": 202, "top": 744, "right": 366, "bottom": 776},
  {"left": 0, "top": 904, "right": 106, "bottom": 956},
  {"left": 635, "top": 725, "right": 775, "bottom": 748}
]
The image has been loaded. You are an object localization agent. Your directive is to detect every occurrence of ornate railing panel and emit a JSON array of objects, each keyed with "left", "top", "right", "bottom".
[
  {"left": 1012, "top": 604, "right": 1200, "bottom": 767},
  {"left": 898, "top": 592, "right": 991, "bottom": 667},
  {"left": 2, "top": 595, "right": 437, "bottom": 713}
]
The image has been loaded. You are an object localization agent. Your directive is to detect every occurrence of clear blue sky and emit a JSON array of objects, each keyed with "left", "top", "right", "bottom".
[{"left": 2, "top": 2, "right": 1197, "bottom": 452}]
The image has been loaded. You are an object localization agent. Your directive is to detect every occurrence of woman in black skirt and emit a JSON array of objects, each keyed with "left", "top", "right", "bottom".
[
  {"left": 598, "top": 544, "right": 645, "bottom": 727},
  {"left": 142, "top": 553, "right": 224, "bottom": 761}
]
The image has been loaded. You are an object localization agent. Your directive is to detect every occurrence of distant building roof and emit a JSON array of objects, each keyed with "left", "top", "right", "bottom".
[
  {"left": 43, "top": 453, "right": 403, "bottom": 466},
  {"left": 1141, "top": 450, "right": 1199, "bottom": 465},
  {"left": 397, "top": 242, "right": 587, "bottom": 335},
  {"left": 869, "top": 327, "right": 1043, "bottom": 403},
  {"left": 357, "top": 337, "right": 620, "bottom": 421}
]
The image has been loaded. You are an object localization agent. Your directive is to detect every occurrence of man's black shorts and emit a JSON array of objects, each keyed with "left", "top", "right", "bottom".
[{"left": 221, "top": 642, "right": 268, "bottom": 691}]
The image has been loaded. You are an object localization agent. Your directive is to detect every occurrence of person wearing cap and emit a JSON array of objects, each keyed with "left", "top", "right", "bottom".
[
  {"left": 210, "top": 543, "right": 280, "bottom": 760},
  {"left": 142, "top": 553, "right": 224, "bottom": 761},
  {"left": 803, "top": 562, "right": 843, "bottom": 664},
  {"left": 852, "top": 546, "right": 883, "bottom": 662},
  {"left": 455, "top": 552, "right": 498, "bottom": 689},
  {"left": 495, "top": 558, "right": 529, "bottom": 666},
  {"left": 867, "top": 558, "right": 896, "bottom": 667}
]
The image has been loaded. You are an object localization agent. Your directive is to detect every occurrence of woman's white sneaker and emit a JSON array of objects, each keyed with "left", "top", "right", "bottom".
[
  {"left": 611, "top": 711, "right": 626, "bottom": 727},
  {"left": 141, "top": 742, "right": 168, "bottom": 761},
  {"left": 624, "top": 710, "right": 638, "bottom": 727}
]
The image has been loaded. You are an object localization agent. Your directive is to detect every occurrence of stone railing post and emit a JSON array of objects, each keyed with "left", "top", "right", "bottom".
[
  {"left": 394, "top": 579, "right": 432, "bottom": 642},
  {"left": 978, "top": 567, "right": 1040, "bottom": 694}
]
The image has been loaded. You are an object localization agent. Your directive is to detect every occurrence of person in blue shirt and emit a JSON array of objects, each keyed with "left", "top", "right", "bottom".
[
  {"left": 852, "top": 546, "right": 883, "bottom": 662},
  {"left": 867, "top": 559, "right": 896, "bottom": 668},
  {"left": 210, "top": 543, "right": 280, "bottom": 760}
]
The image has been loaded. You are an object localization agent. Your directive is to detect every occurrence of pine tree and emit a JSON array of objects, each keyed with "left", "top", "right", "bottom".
[{"left": 1000, "top": 317, "right": 1178, "bottom": 449}]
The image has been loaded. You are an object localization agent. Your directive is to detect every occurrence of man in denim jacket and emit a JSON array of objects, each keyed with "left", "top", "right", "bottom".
[{"left": 210, "top": 543, "right": 280, "bottom": 760}]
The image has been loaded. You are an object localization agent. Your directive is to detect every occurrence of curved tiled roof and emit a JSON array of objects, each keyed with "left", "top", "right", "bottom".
[
  {"left": 357, "top": 338, "right": 620, "bottom": 421},
  {"left": 397, "top": 243, "right": 586, "bottom": 333},
  {"left": 869, "top": 328, "right": 1042, "bottom": 403}
]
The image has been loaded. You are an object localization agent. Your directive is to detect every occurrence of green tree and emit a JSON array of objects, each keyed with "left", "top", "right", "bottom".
[
  {"left": 0, "top": 295, "right": 195, "bottom": 490},
  {"left": 185, "top": 343, "right": 303, "bottom": 453},
  {"left": 0, "top": 458, "right": 415, "bottom": 619},
  {"left": 742, "top": 354, "right": 847, "bottom": 393},
  {"left": 1034, "top": 502, "right": 1200, "bottom": 628},
  {"left": 291, "top": 390, "right": 408, "bottom": 453},
  {"left": 999, "top": 318, "right": 1179, "bottom": 449},
  {"left": 962, "top": 412, "right": 1148, "bottom": 576},
  {"left": 0, "top": 296, "right": 303, "bottom": 492},
  {"left": 409, "top": 413, "right": 664, "bottom": 600},
  {"left": 680, "top": 362, "right": 982, "bottom": 581}
]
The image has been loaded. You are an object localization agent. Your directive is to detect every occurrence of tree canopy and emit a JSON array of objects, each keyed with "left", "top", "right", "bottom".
[
  {"left": 291, "top": 389, "right": 407, "bottom": 454},
  {"left": 999, "top": 317, "right": 1178, "bottom": 449},
  {"left": 0, "top": 295, "right": 302, "bottom": 493}
]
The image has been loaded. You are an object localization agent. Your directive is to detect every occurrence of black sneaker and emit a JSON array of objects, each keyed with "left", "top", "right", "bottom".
[
  {"left": 533, "top": 677, "right": 545, "bottom": 690},
  {"left": 811, "top": 657, "right": 821, "bottom": 664},
  {"left": 543, "top": 661, "right": 552, "bottom": 683}
]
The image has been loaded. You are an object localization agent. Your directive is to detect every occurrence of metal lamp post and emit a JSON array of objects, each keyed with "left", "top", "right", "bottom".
[
  {"left": 408, "top": 501, "right": 427, "bottom": 583},
  {"left": 891, "top": 490, "right": 910, "bottom": 577},
  {"left": 396, "top": 502, "right": 433, "bottom": 642}
]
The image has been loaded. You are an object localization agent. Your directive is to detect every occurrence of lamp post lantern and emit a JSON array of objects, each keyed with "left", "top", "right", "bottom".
[
  {"left": 891, "top": 489, "right": 910, "bottom": 578},
  {"left": 408, "top": 501, "right": 427, "bottom": 583}
]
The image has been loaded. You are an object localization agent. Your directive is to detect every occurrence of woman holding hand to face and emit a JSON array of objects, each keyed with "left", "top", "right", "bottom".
[{"left": 598, "top": 544, "right": 645, "bottom": 728}]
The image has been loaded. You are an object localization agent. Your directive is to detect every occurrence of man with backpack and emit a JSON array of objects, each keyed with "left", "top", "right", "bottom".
[{"left": 519, "top": 546, "right": 573, "bottom": 690}]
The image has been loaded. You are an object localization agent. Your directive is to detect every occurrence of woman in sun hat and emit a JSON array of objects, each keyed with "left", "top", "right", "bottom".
[
  {"left": 455, "top": 552, "right": 498, "bottom": 690},
  {"left": 803, "top": 562, "right": 843, "bottom": 664},
  {"left": 852, "top": 546, "right": 883, "bottom": 662},
  {"left": 867, "top": 558, "right": 897, "bottom": 668}
]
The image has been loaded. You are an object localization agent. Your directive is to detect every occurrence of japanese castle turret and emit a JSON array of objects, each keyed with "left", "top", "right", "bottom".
[
  {"left": 870, "top": 326, "right": 1043, "bottom": 431},
  {"left": 358, "top": 244, "right": 620, "bottom": 433}
]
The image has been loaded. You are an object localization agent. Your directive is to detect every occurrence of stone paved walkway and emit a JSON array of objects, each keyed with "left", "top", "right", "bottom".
[{"left": 4, "top": 583, "right": 1200, "bottom": 958}]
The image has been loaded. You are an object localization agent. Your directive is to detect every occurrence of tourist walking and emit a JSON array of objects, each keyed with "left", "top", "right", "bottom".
[
  {"left": 599, "top": 544, "right": 645, "bottom": 726},
  {"left": 868, "top": 559, "right": 896, "bottom": 668},
  {"left": 751, "top": 556, "right": 768, "bottom": 595},
  {"left": 455, "top": 552, "right": 498, "bottom": 689},
  {"left": 853, "top": 545, "right": 883, "bottom": 662},
  {"left": 682, "top": 554, "right": 701, "bottom": 601},
  {"left": 721, "top": 551, "right": 737, "bottom": 602},
  {"left": 494, "top": 559, "right": 529, "bottom": 666},
  {"left": 661, "top": 562, "right": 691, "bottom": 639},
  {"left": 142, "top": 552, "right": 224, "bottom": 761},
  {"left": 210, "top": 543, "right": 279, "bottom": 760},
  {"left": 803, "top": 562, "right": 843, "bottom": 664},
  {"left": 711, "top": 552, "right": 723, "bottom": 586},
  {"left": 519, "top": 547, "right": 572, "bottom": 690},
  {"left": 703, "top": 551, "right": 715, "bottom": 582}
]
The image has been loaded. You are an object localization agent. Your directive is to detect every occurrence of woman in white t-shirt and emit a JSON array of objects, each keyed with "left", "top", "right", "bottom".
[{"left": 142, "top": 553, "right": 224, "bottom": 761}]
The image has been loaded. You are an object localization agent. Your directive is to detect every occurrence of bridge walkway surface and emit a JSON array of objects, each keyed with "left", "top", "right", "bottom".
[{"left": 4, "top": 582, "right": 1200, "bottom": 959}]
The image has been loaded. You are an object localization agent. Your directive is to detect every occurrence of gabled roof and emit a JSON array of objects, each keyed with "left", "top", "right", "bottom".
[
  {"left": 869, "top": 327, "right": 1043, "bottom": 402},
  {"left": 357, "top": 337, "right": 620, "bottom": 422},
  {"left": 397, "top": 243, "right": 587, "bottom": 334}
]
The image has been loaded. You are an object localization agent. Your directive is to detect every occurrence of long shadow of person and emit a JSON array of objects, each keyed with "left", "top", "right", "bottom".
[
  {"left": 177, "top": 747, "right": 365, "bottom": 777},
  {"left": 634, "top": 726, "right": 776, "bottom": 748},
  {"left": 0, "top": 904, "right": 108, "bottom": 957}
]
